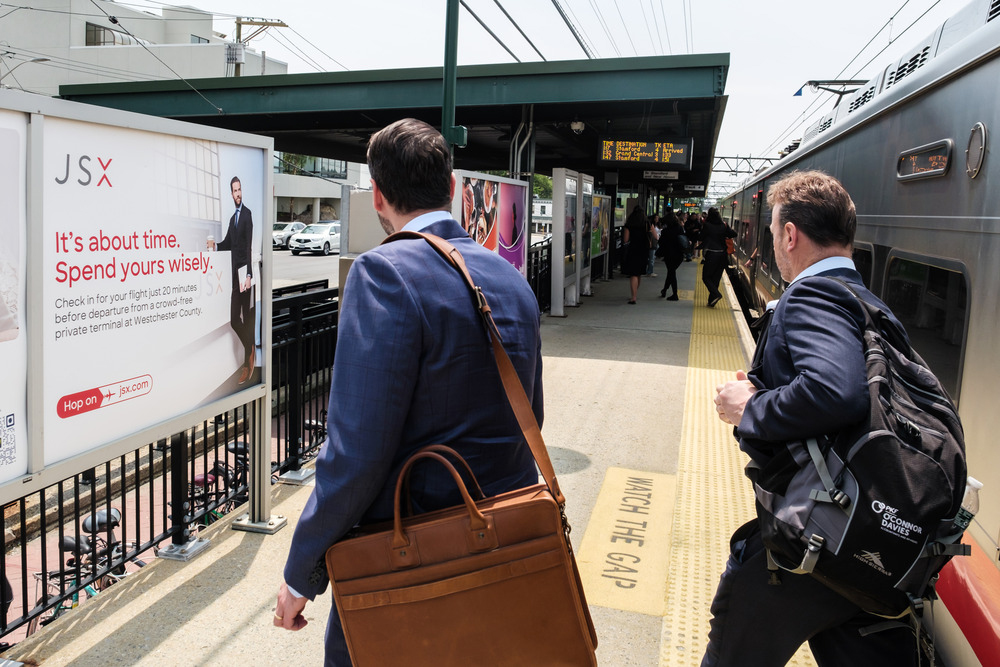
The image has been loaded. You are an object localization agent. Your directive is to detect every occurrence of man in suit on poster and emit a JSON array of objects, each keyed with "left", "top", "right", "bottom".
[
  {"left": 209, "top": 176, "right": 255, "bottom": 383},
  {"left": 273, "top": 118, "right": 544, "bottom": 665}
]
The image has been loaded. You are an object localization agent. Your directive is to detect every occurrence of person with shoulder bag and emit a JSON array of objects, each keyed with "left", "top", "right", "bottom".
[{"left": 699, "top": 207, "right": 736, "bottom": 308}]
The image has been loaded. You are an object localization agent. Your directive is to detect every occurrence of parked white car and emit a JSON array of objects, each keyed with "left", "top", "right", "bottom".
[
  {"left": 290, "top": 221, "right": 341, "bottom": 256},
  {"left": 273, "top": 221, "right": 306, "bottom": 249}
]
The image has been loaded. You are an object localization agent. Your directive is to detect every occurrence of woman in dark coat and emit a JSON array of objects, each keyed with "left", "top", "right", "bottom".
[
  {"left": 657, "top": 211, "right": 685, "bottom": 300},
  {"left": 700, "top": 207, "right": 737, "bottom": 307},
  {"left": 621, "top": 207, "right": 652, "bottom": 304}
]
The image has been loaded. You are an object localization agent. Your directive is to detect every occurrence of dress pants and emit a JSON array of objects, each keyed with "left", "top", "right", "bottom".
[
  {"left": 701, "top": 522, "right": 918, "bottom": 667},
  {"left": 702, "top": 251, "right": 728, "bottom": 302}
]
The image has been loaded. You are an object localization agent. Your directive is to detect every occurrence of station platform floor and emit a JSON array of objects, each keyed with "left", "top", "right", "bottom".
[{"left": 4, "top": 261, "right": 819, "bottom": 667}]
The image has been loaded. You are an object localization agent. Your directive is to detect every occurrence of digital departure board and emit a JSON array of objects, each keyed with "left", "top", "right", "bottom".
[
  {"left": 599, "top": 139, "right": 693, "bottom": 170},
  {"left": 897, "top": 139, "right": 952, "bottom": 181}
]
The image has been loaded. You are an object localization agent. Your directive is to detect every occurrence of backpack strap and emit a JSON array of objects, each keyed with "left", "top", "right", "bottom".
[{"left": 805, "top": 437, "right": 852, "bottom": 510}]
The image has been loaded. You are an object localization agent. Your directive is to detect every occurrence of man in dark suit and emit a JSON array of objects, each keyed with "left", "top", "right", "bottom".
[
  {"left": 273, "top": 119, "right": 543, "bottom": 665},
  {"left": 211, "top": 176, "right": 255, "bottom": 383},
  {"left": 705, "top": 171, "right": 917, "bottom": 666}
]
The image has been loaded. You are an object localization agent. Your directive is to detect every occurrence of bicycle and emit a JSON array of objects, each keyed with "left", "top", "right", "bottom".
[
  {"left": 300, "top": 409, "right": 328, "bottom": 462},
  {"left": 26, "top": 507, "right": 145, "bottom": 635}
]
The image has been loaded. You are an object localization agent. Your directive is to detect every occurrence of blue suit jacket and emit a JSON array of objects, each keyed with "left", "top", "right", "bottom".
[
  {"left": 284, "top": 218, "right": 543, "bottom": 599},
  {"left": 738, "top": 268, "right": 904, "bottom": 465}
]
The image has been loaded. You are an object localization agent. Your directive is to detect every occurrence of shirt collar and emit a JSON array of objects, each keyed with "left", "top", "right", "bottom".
[
  {"left": 790, "top": 255, "right": 855, "bottom": 284},
  {"left": 765, "top": 256, "right": 855, "bottom": 312},
  {"left": 401, "top": 210, "right": 452, "bottom": 233}
]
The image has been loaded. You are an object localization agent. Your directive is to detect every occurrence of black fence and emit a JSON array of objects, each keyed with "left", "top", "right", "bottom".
[
  {"left": 1, "top": 249, "right": 549, "bottom": 642},
  {"left": 1, "top": 283, "right": 338, "bottom": 643},
  {"left": 528, "top": 238, "right": 552, "bottom": 313}
]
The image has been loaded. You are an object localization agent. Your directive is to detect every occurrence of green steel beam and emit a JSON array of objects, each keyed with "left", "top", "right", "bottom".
[{"left": 59, "top": 54, "right": 729, "bottom": 120}]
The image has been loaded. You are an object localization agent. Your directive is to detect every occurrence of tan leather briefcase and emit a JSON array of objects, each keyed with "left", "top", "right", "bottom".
[{"left": 325, "top": 232, "right": 597, "bottom": 666}]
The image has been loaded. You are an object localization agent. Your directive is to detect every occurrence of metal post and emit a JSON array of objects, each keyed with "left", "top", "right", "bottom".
[
  {"left": 278, "top": 302, "right": 315, "bottom": 484},
  {"left": 442, "top": 0, "right": 467, "bottom": 149},
  {"left": 157, "top": 430, "right": 210, "bottom": 561}
]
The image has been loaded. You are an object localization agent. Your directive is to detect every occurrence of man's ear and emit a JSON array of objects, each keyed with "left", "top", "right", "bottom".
[
  {"left": 371, "top": 179, "right": 385, "bottom": 213},
  {"left": 449, "top": 173, "right": 456, "bottom": 201},
  {"left": 784, "top": 222, "right": 798, "bottom": 250}
]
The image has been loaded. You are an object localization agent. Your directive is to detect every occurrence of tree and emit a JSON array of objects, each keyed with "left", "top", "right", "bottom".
[{"left": 533, "top": 174, "right": 552, "bottom": 198}]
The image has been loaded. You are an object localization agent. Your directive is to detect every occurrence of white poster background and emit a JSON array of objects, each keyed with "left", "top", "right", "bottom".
[
  {"left": 42, "top": 118, "right": 265, "bottom": 465},
  {"left": 0, "top": 110, "right": 28, "bottom": 484}
]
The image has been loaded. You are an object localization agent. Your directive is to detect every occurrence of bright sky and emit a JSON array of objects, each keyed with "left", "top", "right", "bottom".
[{"left": 128, "top": 0, "right": 970, "bottom": 186}]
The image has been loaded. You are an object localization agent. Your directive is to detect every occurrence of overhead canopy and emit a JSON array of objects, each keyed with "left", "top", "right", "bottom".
[{"left": 60, "top": 53, "right": 728, "bottom": 194}]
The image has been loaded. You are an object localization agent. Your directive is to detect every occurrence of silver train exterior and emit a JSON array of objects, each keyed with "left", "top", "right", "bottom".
[{"left": 719, "top": 1, "right": 1000, "bottom": 662}]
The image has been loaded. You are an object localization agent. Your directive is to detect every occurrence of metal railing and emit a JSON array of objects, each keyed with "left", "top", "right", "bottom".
[
  {"left": 528, "top": 238, "right": 552, "bottom": 313},
  {"left": 1, "top": 282, "right": 339, "bottom": 643}
]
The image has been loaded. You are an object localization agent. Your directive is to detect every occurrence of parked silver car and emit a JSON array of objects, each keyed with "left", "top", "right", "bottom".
[
  {"left": 273, "top": 221, "right": 306, "bottom": 249},
  {"left": 290, "top": 221, "right": 341, "bottom": 256}
]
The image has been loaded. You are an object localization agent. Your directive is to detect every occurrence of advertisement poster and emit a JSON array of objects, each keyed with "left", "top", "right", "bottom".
[
  {"left": 582, "top": 183, "right": 593, "bottom": 269},
  {"left": 564, "top": 176, "right": 577, "bottom": 278},
  {"left": 460, "top": 175, "right": 528, "bottom": 276},
  {"left": 462, "top": 176, "right": 499, "bottom": 250},
  {"left": 592, "top": 195, "right": 611, "bottom": 259},
  {"left": 0, "top": 111, "right": 27, "bottom": 484},
  {"left": 42, "top": 118, "right": 265, "bottom": 465}
]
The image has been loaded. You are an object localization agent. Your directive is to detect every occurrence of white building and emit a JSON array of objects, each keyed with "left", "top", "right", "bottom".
[{"left": 0, "top": 0, "right": 368, "bottom": 229}]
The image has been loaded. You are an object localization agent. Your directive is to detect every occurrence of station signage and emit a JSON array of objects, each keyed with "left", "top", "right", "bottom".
[
  {"left": 599, "top": 138, "right": 693, "bottom": 170},
  {"left": 642, "top": 171, "right": 679, "bottom": 180}
]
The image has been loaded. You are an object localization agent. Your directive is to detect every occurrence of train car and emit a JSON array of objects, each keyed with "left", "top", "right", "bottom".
[{"left": 720, "top": 1, "right": 1000, "bottom": 663}]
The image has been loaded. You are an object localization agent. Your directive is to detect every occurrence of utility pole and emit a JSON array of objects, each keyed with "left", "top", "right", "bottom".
[
  {"left": 234, "top": 17, "right": 287, "bottom": 77},
  {"left": 442, "top": 0, "right": 467, "bottom": 150}
]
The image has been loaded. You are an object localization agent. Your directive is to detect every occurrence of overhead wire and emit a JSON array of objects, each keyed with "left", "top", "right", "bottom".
[
  {"left": 549, "top": 0, "right": 594, "bottom": 59},
  {"left": 562, "top": 0, "right": 601, "bottom": 58},
  {"left": 492, "top": 0, "right": 546, "bottom": 61},
  {"left": 287, "top": 26, "right": 349, "bottom": 71},
  {"left": 267, "top": 29, "right": 326, "bottom": 72},
  {"left": 459, "top": 0, "right": 521, "bottom": 63},
  {"left": 648, "top": 0, "right": 665, "bottom": 55},
  {"left": 658, "top": 0, "right": 673, "bottom": 54},
  {"left": 612, "top": 0, "right": 638, "bottom": 56},
  {"left": 755, "top": 0, "right": 944, "bottom": 159},
  {"left": 586, "top": 0, "right": 622, "bottom": 57},
  {"left": 639, "top": 0, "right": 657, "bottom": 55},
  {"left": 85, "top": 0, "right": 222, "bottom": 113}
]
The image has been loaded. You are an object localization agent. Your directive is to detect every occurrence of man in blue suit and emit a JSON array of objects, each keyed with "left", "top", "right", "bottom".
[
  {"left": 273, "top": 119, "right": 543, "bottom": 665},
  {"left": 705, "top": 171, "right": 917, "bottom": 666}
]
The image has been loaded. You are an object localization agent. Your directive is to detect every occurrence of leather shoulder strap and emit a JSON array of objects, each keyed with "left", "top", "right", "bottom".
[{"left": 380, "top": 230, "right": 565, "bottom": 505}]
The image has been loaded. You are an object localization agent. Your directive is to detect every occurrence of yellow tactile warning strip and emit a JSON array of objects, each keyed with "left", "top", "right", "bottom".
[
  {"left": 577, "top": 468, "right": 676, "bottom": 616},
  {"left": 659, "top": 267, "right": 817, "bottom": 667}
]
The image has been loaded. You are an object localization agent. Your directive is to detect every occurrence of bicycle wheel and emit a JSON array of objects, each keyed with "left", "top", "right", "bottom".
[{"left": 25, "top": 596, "right": 64, "bottom": 636}]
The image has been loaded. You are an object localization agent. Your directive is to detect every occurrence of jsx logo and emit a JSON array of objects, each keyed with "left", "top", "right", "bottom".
[{"left": 54, "top": 154, "right": 113, "bottom": 187}]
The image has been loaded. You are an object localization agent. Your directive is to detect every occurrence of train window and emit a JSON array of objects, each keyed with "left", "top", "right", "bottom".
[
  {"left": 852, "top": 247, "right": 873, "bottom": 289},
  {"left": 883, "top": 257, "right": 967, "bottom": 401}
]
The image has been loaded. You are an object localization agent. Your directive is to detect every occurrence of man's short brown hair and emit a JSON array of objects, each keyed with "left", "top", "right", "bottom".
[
  {"left": 767, "top": 170, "right": 856, "bottom": 248},
  {"left": 367, "top": 118, "right": 452, "bottom": 215}
]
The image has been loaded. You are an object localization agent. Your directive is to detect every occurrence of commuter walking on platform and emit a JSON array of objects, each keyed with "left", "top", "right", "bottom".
[
  {"left": 621, "top": 207, "right": 652, "bottom": 303},
  {"left": 646, "top": 213, "right": 660, "bottom": 277},
  {"left": 705, "top": 171, "right": 918, "bottom": 667},
  {"left": 274, "top": 118, "right": 544, "bottom": 666},
  {"left": 657, "top": 211, "right": 685, "bottom": 300},
  {"left": 684, "top": 212, "right": 702, "bottom": 260},
  {"left": 700, "top": 207, "right": 736, "bottom": 308}
]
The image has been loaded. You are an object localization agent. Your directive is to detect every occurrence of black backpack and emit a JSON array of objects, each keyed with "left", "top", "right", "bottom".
[{"left": 752, "top": 278, "right": 969, "bottom": 618}]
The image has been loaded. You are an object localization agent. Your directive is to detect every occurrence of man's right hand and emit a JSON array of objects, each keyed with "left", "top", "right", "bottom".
[
  {"left": 715, "top": 370, "right": 757, "bottom": 426},
  {"left": 273, "top": 582, "right": 309, "bottom": 631}
]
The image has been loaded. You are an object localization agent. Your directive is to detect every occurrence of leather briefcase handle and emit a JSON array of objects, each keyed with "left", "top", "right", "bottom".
[
  {"left": 381, "top": 231, "right": 565, "bottom": 506},
  {"left": 400, "top": 444, "right": 485, "bottom": 517},
  {"left": 389, "top": 448, "right": 499, "bottom": 569}
]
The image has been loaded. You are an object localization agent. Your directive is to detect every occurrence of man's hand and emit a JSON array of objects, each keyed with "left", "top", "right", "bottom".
[
  {"left": 273, "top": 582, "right": 309, "bottom": 631},
  {"left": 241, "top": 275, "right": 252, "bottom": 293},
  {"left": 715, "top": 370, "right": 757, "bottom": 425}
]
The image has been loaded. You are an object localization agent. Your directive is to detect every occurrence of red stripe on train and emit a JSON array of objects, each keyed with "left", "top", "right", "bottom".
[{"left": 936, "top": 535, "right": 1000, "bottom": 664}]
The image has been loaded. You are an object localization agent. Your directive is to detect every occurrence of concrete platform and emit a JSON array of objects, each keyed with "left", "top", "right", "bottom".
[{"left": 5, "top": 261, "right": 816, "bottom": 666}]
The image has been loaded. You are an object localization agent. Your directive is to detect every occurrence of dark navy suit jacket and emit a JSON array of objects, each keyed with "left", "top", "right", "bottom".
[
  {"left": 284, "top": 218, "right": 542, "bottom": 600},
  {"left": 737, "top": 267, "right": 903, "bottom": 465}
]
